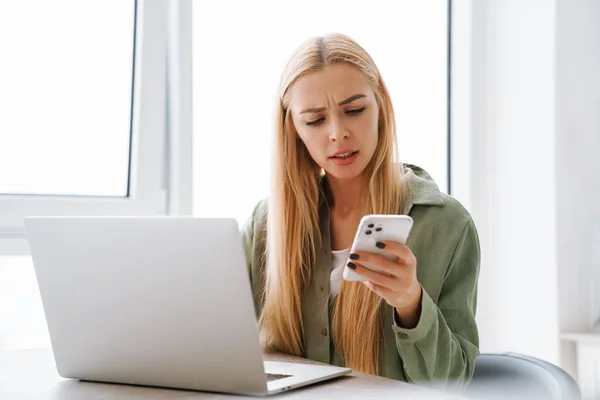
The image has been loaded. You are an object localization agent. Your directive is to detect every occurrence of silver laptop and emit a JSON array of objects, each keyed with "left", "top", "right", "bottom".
[{"left": 24, "top": 216, "right": 351, "bottom": 396}]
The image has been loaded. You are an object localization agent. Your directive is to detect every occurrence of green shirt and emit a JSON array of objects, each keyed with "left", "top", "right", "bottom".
[{"left": 241, "top": 164, "right": 480, "bottom": 386}]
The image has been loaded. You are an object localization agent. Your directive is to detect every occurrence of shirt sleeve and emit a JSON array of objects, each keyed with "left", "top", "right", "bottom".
[
  {"left": 391, "top": 218, "right": 481, "bottom": 387},
  {"left": 240, "top": 199, "right": 268, "bottom": 318}
]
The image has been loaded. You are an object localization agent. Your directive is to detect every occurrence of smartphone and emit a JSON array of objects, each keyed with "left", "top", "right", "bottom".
[{"left": 342, "top": 214, "right": 414, "bottom": 282}]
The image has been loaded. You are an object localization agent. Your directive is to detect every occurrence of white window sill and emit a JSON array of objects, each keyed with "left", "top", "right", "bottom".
[{"left": 561, "top": 331, "right": 600, "bottom": 399}]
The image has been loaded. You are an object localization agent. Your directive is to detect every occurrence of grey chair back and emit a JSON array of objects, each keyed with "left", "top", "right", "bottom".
[{"left": 464, "top": 352, "right": 582, "bottom": 400}]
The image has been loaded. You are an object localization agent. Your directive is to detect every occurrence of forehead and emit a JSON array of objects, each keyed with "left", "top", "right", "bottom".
[{"left": 289, "top": 63, "right": 374, "bottom": 110}]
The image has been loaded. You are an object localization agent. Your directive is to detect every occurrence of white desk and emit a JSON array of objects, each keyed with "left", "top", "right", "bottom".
[{"left": 0, "top": 349, "right": 467, "bottom": 399}]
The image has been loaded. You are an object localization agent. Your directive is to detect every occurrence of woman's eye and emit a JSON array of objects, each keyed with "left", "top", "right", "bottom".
[
  {"left": 306, "top": 117, "right": 325, "bottom": 126},
  {"left": 305, "top": 107, "right": 364, "bottom": 126},
  {"left": 346, "top": 107, "right": 365, "bottom": 115}
]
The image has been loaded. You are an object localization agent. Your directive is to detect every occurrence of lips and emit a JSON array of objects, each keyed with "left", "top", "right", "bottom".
[
  {"left": 330, "top": 150, "right": 359, "bottom": 159},
  {"left": 329, "top": 151, "right": 359, "bottom": 166}
]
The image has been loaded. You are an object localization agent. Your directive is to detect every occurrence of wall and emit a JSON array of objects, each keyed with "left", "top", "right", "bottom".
[
  {"left": 556, "top": 0, "right": 600, "bottom": 376},
  {"left": 468, "top": 0, "right": 560, "bottom": 364},
  {"left": 454, "top": 0, "right": 600, "bottom": 374}
]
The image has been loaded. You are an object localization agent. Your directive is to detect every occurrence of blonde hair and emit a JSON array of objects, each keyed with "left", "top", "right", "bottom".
[{"left": 259, "top": 33, "right": 411, "bottom": 375}]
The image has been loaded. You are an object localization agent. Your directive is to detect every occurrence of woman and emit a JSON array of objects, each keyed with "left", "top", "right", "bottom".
[{"left": 242, "top": 33, "right": 480, "bottom": 386}]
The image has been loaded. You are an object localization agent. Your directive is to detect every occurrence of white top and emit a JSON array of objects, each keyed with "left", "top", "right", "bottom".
[{"left": 330, "top": 248, "right": 351, "bottom": 297}]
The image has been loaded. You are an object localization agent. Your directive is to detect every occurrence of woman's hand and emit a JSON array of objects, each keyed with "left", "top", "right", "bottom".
[{"left": 347, "top": 240, "right": 422, "bottom": 328}]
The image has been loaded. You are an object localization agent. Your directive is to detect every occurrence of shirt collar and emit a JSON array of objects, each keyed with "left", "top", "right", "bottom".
[
  {"left": 318, "top": 163, "right": 445, "bottom": 211},
  {"left": 404, "top": 164, "right": 445, "bottom": 207}
]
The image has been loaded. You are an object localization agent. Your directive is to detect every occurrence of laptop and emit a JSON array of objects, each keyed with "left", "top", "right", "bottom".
[{"left": 24, "top": 216, "right": 351, "bottom": 396}]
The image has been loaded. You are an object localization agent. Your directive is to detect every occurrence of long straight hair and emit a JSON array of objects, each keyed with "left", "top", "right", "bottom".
[{"left": 258, "top": 33, "right": 411, "bottom": 375}]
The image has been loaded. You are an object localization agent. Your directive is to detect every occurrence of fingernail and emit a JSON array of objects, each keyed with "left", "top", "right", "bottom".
[
  {"left": 349, "top": 253, "right": 359, "bottom": 260},
  {"left": 347, "top": 262, "right": 356, "bottom": 269},
  {"left": 376, "top": 241, "right": 386, "bottom": 249}
]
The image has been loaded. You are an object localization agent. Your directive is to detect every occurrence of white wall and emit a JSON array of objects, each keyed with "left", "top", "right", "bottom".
[
  {"left": 454, "top": 0, "right": 600, "bottom": 374},
  {"left": 0, "top": 256, "right": 50, "bottom": 350},
  {"left": 467, "top": 0, "right": 560, "bottom": 364},
  {"left": 556, "top": 0, "right": 600, "bottom": 377}
]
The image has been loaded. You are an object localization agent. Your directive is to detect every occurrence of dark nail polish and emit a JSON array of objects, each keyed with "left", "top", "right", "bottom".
[
  {"left": 349, "top": 253, "right": 359, "bottom": 260},
  {"left": 347, "top": 262, "right": 356, "bottom": 269},
  {"left": 376, "top": 241, "right": 386, "bottom": 249}
]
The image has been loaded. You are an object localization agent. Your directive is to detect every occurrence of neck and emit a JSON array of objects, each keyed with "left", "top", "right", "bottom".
[{"left": 326, "top": 173, "right": 367, "bottom": 217}]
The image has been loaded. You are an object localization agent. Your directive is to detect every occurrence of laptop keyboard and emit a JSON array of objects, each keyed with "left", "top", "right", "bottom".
[{"left": 266, "top": 373, "right": 292, "bottom": 382}]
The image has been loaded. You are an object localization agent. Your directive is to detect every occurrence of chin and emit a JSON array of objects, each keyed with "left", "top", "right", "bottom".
[{"left": 323, "top": 163, "right": 367, "bottom": 181}]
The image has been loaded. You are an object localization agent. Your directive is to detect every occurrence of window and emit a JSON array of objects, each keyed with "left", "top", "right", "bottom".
[
  {"left": 0, "top": 0, "right": 194, "bottom": 350},
  {"left": 192, "top": 0, "right": 450, "bottom": 224},
  {"left": 0, "top": 0, "right": 176, "bottom": 255},
  {"left": 0, "top": 1, "right": 134, "bottom": 198}
]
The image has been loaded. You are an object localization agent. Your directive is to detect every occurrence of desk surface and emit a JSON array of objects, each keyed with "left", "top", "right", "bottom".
[{"left": 0, "top": 349, "right": 466, "bottom": 399}]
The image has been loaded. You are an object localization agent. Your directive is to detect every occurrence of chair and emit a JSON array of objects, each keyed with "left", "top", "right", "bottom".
[{"left": 464, "top": 352, "right": 582, "bottom": 400}]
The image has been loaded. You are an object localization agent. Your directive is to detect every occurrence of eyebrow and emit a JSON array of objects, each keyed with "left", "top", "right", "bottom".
[{"left": 299, "top": 94, "right": 367, "bottom": 114}]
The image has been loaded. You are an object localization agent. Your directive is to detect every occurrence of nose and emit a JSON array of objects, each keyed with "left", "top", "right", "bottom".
[{"left": 328, "top": 116, "right": 349, "bottom": 142}]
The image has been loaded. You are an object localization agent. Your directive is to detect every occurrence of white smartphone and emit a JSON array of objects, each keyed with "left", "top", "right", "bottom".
[{"left": 342, "top": 214, "right": 414, "bottom": 282}]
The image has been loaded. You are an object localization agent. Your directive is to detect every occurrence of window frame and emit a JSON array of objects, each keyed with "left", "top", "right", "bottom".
[{"left": 0, "top": 0, "right": 193, "bottom": 255}]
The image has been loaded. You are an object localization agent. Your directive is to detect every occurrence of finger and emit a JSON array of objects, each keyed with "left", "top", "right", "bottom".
[
  {"left": 371, "top": 241, "right": 416, "bottom": 267},
  {"left": 363, "top": 281, "right": 396, "bottom": 299},
  {"left": 349, "top": 251, "right": 407, "bottom": 278},
  {"left": 348, "top": 261, "right": 398, "bottom": 288}
]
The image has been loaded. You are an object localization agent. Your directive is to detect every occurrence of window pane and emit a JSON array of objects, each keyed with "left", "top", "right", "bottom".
[
  {"left": 193, "top": 1, "right": 448, "bottom": 223},
  {"left": 0, "top": 1, "right": 135, "bottom": 197}
]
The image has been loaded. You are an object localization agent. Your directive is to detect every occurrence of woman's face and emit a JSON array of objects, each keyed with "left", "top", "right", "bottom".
[{"left": 289, "top": 63, "right": 379, "bottom": 181}]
